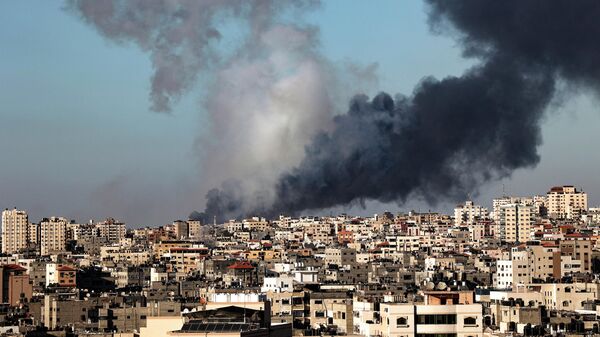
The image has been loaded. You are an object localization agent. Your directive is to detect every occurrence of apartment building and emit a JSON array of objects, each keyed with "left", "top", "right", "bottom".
[
  {"left": 40, "top": 217, "right": 68, "bottom": 256},
  {"left": 100, "top": 246, "right": 152, "bottom": 266},
  {"left": 454, "top": 201, "right": 489, "bottom": 225},
  {"left": 96, "top": 218, "right": 126, "bottom": 243},
  {"left": 0, "top": 264, "right": 33, "bottom": 306},
  {"left": 560, "top": 237, "right": 592, "bottom": 272},
  {"left": 324, "top": 247, "right": 356, "bottom": 267},
  {"left": 167, "top": 247, "right": 209, "bottom": 273},
  {"left": 1, "top": 208, "right": 29, "bottom": 254},
  {"left": 188, "top": 220, "right": 203, "bottom": 239},
  {"left": 378, "top": 302, "right": 483, "bottom": 337},
  {"left": 46, "top": 263, "right": 76, "bottom": 287},
  {"left": 547, "top": 185, "right": 587, "bottom": 219},
  {"left": 498, "top": 203, "right": 534, "bottom": 243}
]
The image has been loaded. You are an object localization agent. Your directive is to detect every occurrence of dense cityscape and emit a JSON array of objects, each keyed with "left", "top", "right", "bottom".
[
  {"left": 0, "top": 185, "right": 598, "bottom": 336},
  {"left": 5, "top": 0, "right": 600, "bottom": 336}
]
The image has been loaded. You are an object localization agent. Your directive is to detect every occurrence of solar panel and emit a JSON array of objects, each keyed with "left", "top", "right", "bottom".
[{"left": 178, "top": 320, "right": 259, "bottom": 333}]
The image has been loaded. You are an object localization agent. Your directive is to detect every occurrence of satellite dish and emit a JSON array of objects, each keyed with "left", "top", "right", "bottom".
[
  {"left": 426, "top": 282, "right": 436, "bottom": 290},
  {"left": 436, "top": 282, "right": 447, "bottom": 291}
]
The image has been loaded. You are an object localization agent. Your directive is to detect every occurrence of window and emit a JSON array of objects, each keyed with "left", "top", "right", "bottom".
[
  {"left": 464, "top": 317, "right": 477, "bottom": 326},
  {"left": 417, "top": 314, "right": 457, "bottom": 325},
  {"left": 397, "top": 317, "right": 408, "bottom": 326}
]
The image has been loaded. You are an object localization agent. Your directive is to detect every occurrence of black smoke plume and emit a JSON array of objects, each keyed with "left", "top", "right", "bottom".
[{"left": 200, "top": 0, "right": 600, "bottom": 220}]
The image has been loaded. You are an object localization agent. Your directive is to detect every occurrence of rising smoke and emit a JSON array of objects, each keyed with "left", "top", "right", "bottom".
[
  {"left": 67, "top": 0, "right": 321, "bottom": 112},
  {"left": 262, "top": 0, "right": 600, "bottom": 219},
  {"left": 68, "top": 0, "right": 377, "bottom": 223},
  {"left": 70, "top": 0, "right": 600, "bottom": 222}
]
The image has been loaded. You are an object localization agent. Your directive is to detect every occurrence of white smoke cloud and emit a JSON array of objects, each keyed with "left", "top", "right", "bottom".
[{"left": 68, "top": 0, "right": 378, "bottom": 221}]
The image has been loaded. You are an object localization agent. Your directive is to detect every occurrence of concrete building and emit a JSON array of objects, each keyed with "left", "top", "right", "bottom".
[
  {"left": 0, "top": 264, "right": 33, "bottom": 306},
  {"left": 188, "top": 220, "right": 203, "bottom": 240},
  {"left": 324, "top": 248, "right": 356, "bottom": 267},
  {"left": 454, "top": 201, "right": 489, "bottom": 225},
  {"left": 172, "top": 220, "right": 189, "bottom": 239},
  {"left": 498, "top": 204, "right": 534, "bottom": 243},
  {"left": 560, "top": 237, "right": 592, "bottom": 273},
  {"left": 46, "top": 264, "right": 76, "bottom": 287},
  {"left": 100, "top": 246, "right": 151, "bottom": 266},
  {"left": 98, "top": 304, "right": 148, "bottom": 332},
  {"left": 378, "top": 301, "right": 483, "bottom": 337},
  {"left": 1, "top": 208, "right": 28, "bottom": 254},
  {"left": 40, "top": 217, "right": 68, "bottom": 255},
  {"left": 547, "top": 185, "right": 587, "bottom": 219},
  {"left": 97, "top": 218, "right": 126, "bottom": 243},
  {"left": 490, "top": 300, "right": 542, "bottom": 334},
  {"left": 28, "top": 222, "right": 39, "bottom": 246},
  {"left": 41, "top": 294, "right": 97, "bottom": 330},
  {"left": 168, "top": 247, "right": 209, "bottom": 273}
]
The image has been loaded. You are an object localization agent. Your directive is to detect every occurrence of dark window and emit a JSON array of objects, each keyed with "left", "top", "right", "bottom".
[
  {"left": 416, "top": 314, "right": 457, "bottom": 325},
  {"left": 464, "top": 317, "right": 477, "bottom": 326},
  {"left": 397, "top": 317, "right": 408, "bottom": 326}
]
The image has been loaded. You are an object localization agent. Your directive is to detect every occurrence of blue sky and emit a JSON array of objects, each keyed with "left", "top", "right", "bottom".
[{"left": 1, "top": 1, "right": 599, "bottom": 225}]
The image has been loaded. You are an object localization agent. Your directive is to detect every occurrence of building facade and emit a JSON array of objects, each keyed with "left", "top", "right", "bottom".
[
  {"left": 40, "top": 217, "right": 68, "bottom": 256},
  {"left": 1, "top": 208, "right": 29, "bottom": 254}
]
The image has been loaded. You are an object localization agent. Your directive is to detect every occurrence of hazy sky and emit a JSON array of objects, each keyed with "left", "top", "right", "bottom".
[{"left": 1, "top": 1, "right": 599, "bottom": 225}]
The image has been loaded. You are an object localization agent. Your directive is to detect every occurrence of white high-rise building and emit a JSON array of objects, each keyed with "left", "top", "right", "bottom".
[
  {"left": 1, "top": 208, "right": 29, "bottom": 254},
  {"left": 40, "top": 217, "right": 68, "bottom": 256}
]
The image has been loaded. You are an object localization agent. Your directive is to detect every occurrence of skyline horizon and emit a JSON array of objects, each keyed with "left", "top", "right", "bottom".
[{"left": 3, "top": 182, "right": 596, "bottom": 227}]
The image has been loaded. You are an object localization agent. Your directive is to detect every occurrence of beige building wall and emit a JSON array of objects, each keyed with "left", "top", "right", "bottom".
[
  {"left": 139, "top": 316, "right": 184, "bottom": 337},
  {"left": 560, "top": 239, "right": 592, "bottom": 272},
  {"left": 379, "top": 303, "right": 483, "bottom": 337},
  {"left": 28, "top": 222, "right": 39, "bottom": 245},
  {"left": 499, "top": 204, "right": 534, "bottom": 243},
  {"left": 1, "top": 209, "right": 29, "bottom": 254},
  {"left": 528, "top": 245, "right": 561, "bottom": 280},
  {"left": 547, "top": 185, "right": 587, "bottom": 219},
  {"left": 40, "top": 217, "right": 68, "bottom": 256}
]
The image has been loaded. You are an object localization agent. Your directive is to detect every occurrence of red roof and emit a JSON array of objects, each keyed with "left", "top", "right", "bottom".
[
  {"left": 58, "top": 266, "right": 76, "bottom": 272},
  {"left": 227, "top": 261, "right": 254, "bottom": 270},
  {"left": 2, "top": 264, "right": 26, "bottom": 271}
]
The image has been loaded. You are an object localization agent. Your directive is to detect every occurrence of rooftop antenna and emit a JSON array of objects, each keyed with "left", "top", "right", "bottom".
[{"left": 213, "top": 215, "right": 216, "bottom": 226}]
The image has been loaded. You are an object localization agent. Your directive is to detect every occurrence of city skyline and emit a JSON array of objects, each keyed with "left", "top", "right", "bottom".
[{"left": 5, "top": 2, "right": 600, "bottom": 337}]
